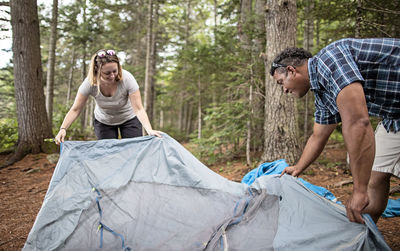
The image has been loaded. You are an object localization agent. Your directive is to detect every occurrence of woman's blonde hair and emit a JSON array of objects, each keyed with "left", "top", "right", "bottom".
[{"left": 87, "top": 49, "right": 123, "bottom": 94}]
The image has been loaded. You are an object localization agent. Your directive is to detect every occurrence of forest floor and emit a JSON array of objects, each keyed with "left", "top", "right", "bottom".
[{"left": 0, "top": 141, "right": 399, "bottom": 250}]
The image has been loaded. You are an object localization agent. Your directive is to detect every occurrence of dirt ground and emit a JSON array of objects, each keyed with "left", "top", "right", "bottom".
[{"left": 0, "top": 142, "right": 399, "bottom": 250}]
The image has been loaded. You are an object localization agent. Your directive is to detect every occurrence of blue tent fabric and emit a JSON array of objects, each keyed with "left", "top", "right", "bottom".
[
  {"left": 382, "top": 198, "right": 400, "bottom": 218},
  {"left": 23, "top": 135, "right": 391, "bottom": 250},
  {"left": 242, "top": 159, "right": 399, "bottom": 218},
  {"left": 242, "top": 159, "right": 338, "bottom": 202}
]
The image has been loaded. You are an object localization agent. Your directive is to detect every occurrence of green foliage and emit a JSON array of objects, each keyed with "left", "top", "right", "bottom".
[
  {"left": 0, "top": 67, "right": 17, "bottom": 151},
  {"left": 52, "top": 102, "right": 95, "bottom": 141},
  {"left": 33, "top": 0, "right": 400, "bottom": 163},
  {"left": 0, "top": 118, "right": 18, "bottom": 152},
  {"left": 191, "top": 100, "right": 248, "bottom": 165},
  {"left": 161, "top": 126, "right": 187, "bottom": 143},
  {"left": 329, "top": 129, "right": 344, "bottom": 143},
  {"left": 0, "top": 66, "right": 15, "bottom": 119}
]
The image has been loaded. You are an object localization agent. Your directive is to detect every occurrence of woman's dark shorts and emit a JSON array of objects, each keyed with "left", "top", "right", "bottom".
[{"left": 93, "top": 117, "right": 142, "bottom": 140}]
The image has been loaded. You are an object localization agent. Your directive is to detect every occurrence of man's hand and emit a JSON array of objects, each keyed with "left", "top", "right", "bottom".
[
  {"left": 280, "top": 165, "right": 303, "bottom": 177},
  {"left": 346, "top": 190, "right": 369, "bottom": 224}
]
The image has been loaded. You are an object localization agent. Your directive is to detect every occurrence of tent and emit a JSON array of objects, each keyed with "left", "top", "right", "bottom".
[{"left": 23, "top": 134, "right": 390, "bottom": 250}]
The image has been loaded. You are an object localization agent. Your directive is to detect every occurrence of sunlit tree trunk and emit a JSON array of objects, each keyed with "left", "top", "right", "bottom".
[
  {"left": 144, "top": 0, "right": 153, "bottom": 123},
  {"left": 246, "top": 84, "right": 253, "bottom": 166},
  {"left": 150, "top": 0, "right": 160, "bottom": 123},
  {"left": 80, "top": 50, "right": 87, "bottom": 131},
  {"left": 4, "top": 0, "right": 52, "bottom": 167},
  {"left": 263, "top": 0, "right": 299, "bottom": 164},
  {"left": 66, "top": 48, "right": 76, "bottom": 105},
  {"left": 45, "top": 0, "right": 58, "bottom": 129},
  {"left": 79, "top": 0, "right": 88, "bottom": 132}
]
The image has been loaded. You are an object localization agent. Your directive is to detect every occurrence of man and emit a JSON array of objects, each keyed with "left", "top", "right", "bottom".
[{"left": 270, "top": 38, "right": 400, "bottom": 224}]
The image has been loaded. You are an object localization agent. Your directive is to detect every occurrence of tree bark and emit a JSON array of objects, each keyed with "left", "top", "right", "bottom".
[
  {"left": 79, "top": 1, "right": 88, "bottom": 132},
  {"left": 246, "top": 84, "right": 253, "bottom": 166},
  {"left": 178, "top": 95, "right": 183, "bottom": 131},
  {"left": 150, "top": 0, "right": 160, "bottom": 123},
  {"left": 159, "top": 99, "right": 164, "bottom": 128},
  {"left": 197, "top": 78, "right": 202, "bottom": 139},
  {"left": 45, "top": 0, "right": 58, "bottom": 129},
  {"left": 355, "top": 0, "right": 362, "bottom": 38},
  {"left": 263, "top": 0, "right": 299, "bottom": 164},
  {"left": 144, "top": 0, "right": 153, "bottom": 123},
  {"left": 66, "top": 48, "right": 76, "bottom": 105},
  {"left": 302, "top": 0, "right": 314, "bottom": 145},
  {"left": 239, "top": 0, "right": 253, "bottom": 165},
  {"left": 4, "top": 0, "right": 52, "bottom": 168},
  {"left": 186, "top": 103, "right": 193, "bottom": 136},
  {"left": 238, "top": 0, "right": 252, "bottom": 51},
  {"left": 80, "top": 51, "right": 87, "bottom": 131}
]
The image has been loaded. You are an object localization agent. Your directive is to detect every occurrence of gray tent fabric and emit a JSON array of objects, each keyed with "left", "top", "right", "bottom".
[{"left": 23, "top": 134, "right": 390, "bottom": 251}]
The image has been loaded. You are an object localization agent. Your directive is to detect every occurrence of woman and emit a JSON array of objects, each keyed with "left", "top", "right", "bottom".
[{"left": 55, "top": 49, "right": 161, "bottom": 144}]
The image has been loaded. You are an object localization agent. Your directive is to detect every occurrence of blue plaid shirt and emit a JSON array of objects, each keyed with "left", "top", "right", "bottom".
[{"left": 308, "top": 38, "right": 400, "bottom": 132}]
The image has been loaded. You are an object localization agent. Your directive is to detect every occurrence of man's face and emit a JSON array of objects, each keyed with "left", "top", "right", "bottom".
[{"left": 273, "top": 67, "right": 309, "bottom": 98}]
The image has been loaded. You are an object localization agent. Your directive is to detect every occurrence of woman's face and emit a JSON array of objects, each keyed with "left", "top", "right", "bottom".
[{"left": 100, "top": 62, "right": 118, "bottom": 82}]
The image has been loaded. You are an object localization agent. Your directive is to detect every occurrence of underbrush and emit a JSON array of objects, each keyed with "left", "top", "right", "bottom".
[{"left": 0, "top": 118, "right": 17, "bottom": 152}]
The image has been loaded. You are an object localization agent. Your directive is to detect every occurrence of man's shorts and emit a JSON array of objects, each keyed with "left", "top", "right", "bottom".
[{"left": 372, "top": 122, "right": 400, "bottom": 178}]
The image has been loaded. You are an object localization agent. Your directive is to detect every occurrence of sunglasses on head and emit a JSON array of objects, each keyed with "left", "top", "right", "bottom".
[
  {"left": 97, "top": 49, "right": 116, "bottom": 58},
  {"left": 270, "top": 62, "right": 288, "bottom": 75}
]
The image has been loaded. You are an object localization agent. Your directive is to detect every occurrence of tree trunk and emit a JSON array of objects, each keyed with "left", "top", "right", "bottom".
[
  {"left": 4, "top": 0, "right": 52, "bottom": 168},
  {"left": 255, "top": 0, "right": 266, "bottom": 53},
  {"left": 150, "top": 0, "right": 160, "bottom": 123},
  {"left": 178, "top": 95, "right": 183, "bottom": 131},
  {"left": 183, "top": 101, "right": 188, "bottom": 133},
  {"left": 66, "top": 48, "right": 76, "bottom": 105},
  {"left": 144, "top": 0, "right": 153, "bottom": 122},
  {"left": 186, "top": 103, "right": 193, "bottom": 136},
  {"left": 159, "top": 99, "right": 164, "bottom": 128},
  {"left": 45, "top": 0, "right": 58, "bottom": 129},
  {"left": 238, "top": 0, "right": 252, "bottom": 51},
  {"left": 246, "top": 84, "right": 253, "bottom": 166},
  {"left": 239, "top": 0, "right": 253, "bottom": 165},
  {"left": 316, "top": 18, "right": 320, "bottom": 48},
  {"left": 80, "top": 51, "right": 87, "bottom": 131},
  {"left": 253, "top": 0, "right": 266, "bottom": 153},
  {"left": 179, "top": 0, "right": 191, "bottom": 134},
  {"left": 80, "top": 0, "right": 88, "bottom": 132},
  {"left": 263, "top": 0, "right": 299, "bottom": 164},
  {"left": 302, "top": 0, "right": 314, "bottom": 146},
  {"left": 197, "top": 78, "right": 201, "bottom": 139},
  {"left": 355, "top": 0, "right": 362, "bottom": 38}
]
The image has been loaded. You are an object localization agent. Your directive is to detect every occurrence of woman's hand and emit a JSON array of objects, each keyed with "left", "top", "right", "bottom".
[
  {"left": 54, "top": 128, "right": 67, "bottom": 145},
  {"left": 147, "top": 129, "right": 162, "bottom": 137}
]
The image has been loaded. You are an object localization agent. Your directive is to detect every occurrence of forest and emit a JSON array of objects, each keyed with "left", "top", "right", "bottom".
[
  {"left": 0, "top": 0, "right": 399, "bottom": 166},
  {"left": 0, "top": 0, "right": 400, "bottom": 250}
]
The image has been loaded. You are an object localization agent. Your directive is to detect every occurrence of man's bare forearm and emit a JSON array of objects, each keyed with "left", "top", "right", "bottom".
[{"left": 342, "top": 118, "right": 375, "bottom": 193}]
